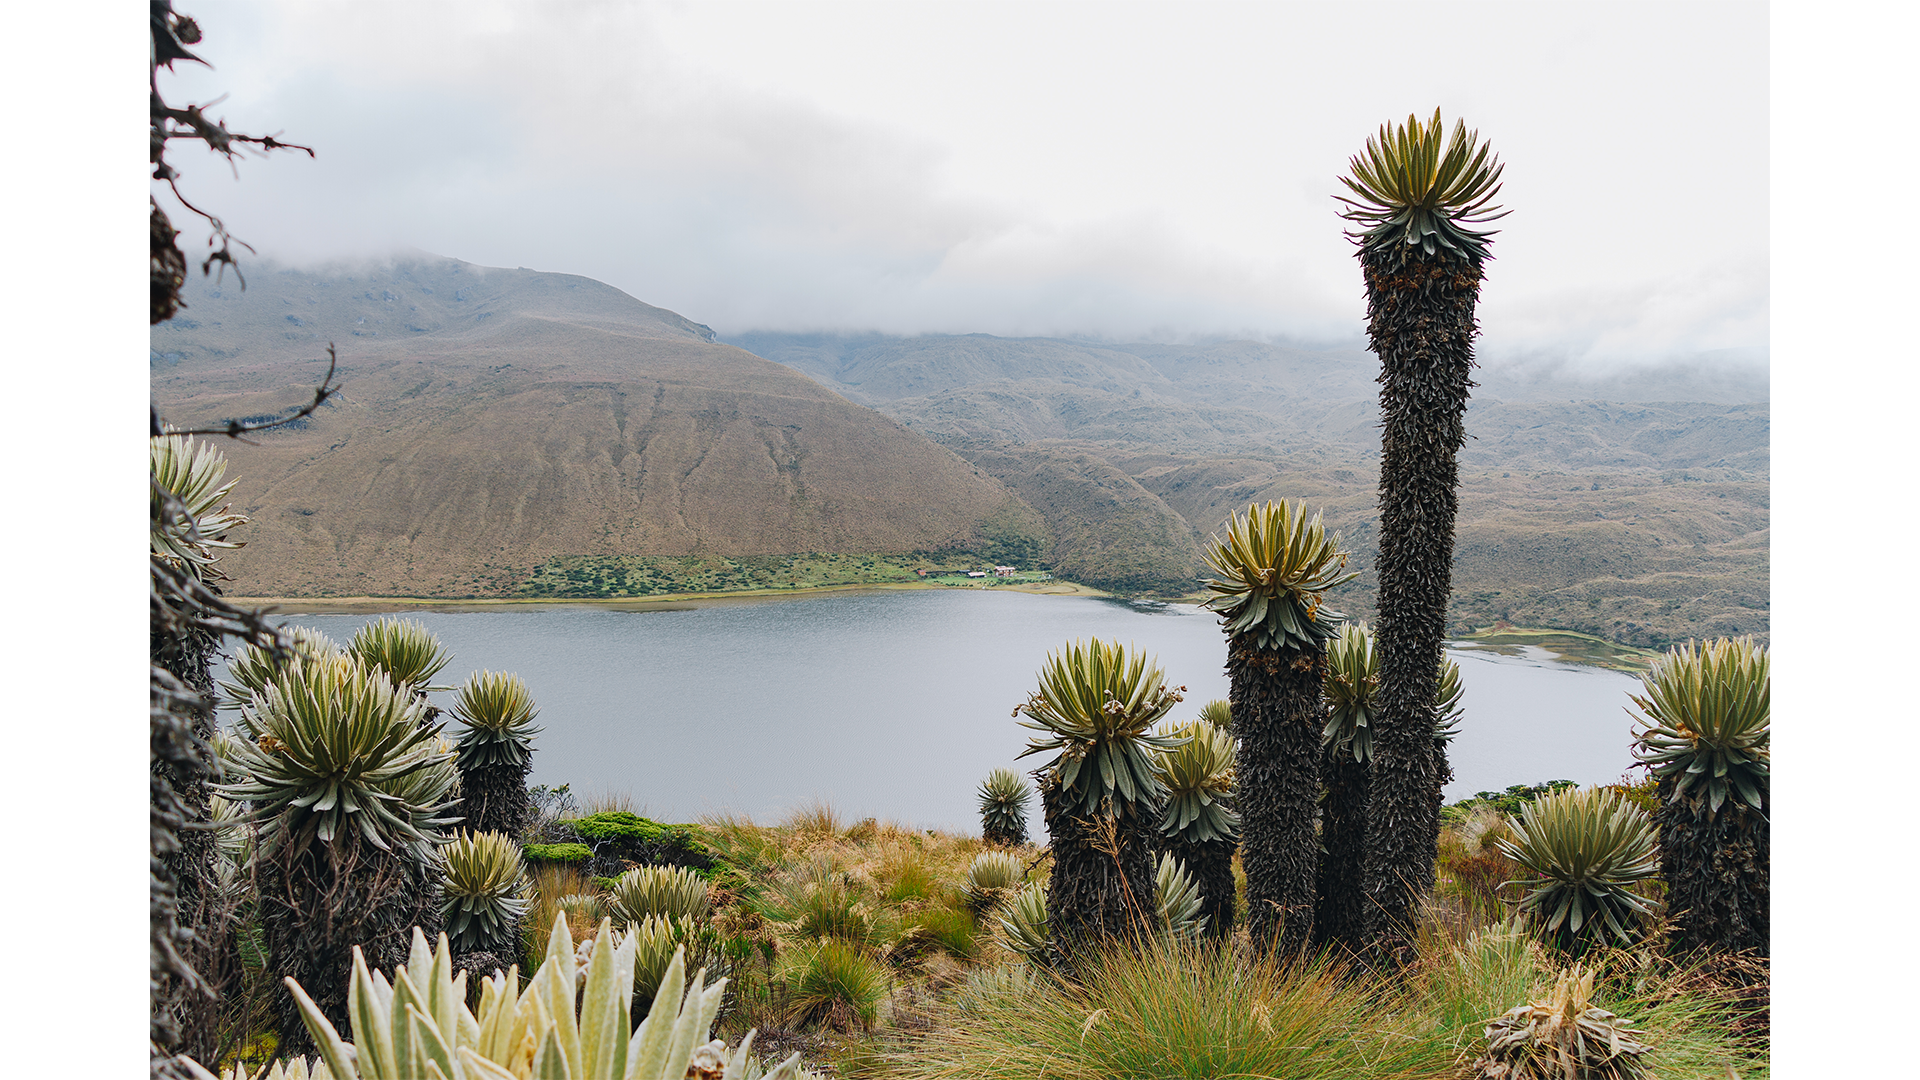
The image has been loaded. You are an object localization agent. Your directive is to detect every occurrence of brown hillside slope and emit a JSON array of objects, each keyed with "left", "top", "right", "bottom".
[
  {"left": 150, "top": 257, "right": 1040, "bottom": 598},
  {"left": 953, "top": 445, "right": 1206, "bottom": 593}
]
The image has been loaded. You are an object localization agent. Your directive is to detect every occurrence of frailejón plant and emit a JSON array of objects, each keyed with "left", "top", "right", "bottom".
[
  {"left": 1338, "top": 108, "right": 1505, "bottom": 961},
  {"left": 440, "top": 830, "right": 530, "bottom": 955},
  {"left": 961, "top": 850, "right": 1026, "bottom": 916},
  {"left": 1153, "top": 853, "right": 1207, "bottom": 943},
  {"left": 1152, "top": 715, "right": 1237, "bottom": 937},
  {"left": 1496, "top": 787, "right": 1658, "bottom": 952},
  {"left": 448, "top": 670, "right": 542, "bottom": 837},
  {"left": 610, "top": 864, "right": 712, "bottom": 926},
  {"left": 1014, "top": 639, "right": 1185, "bottom": 957},
  {"left": 1630, "top": 636, "right": 1769, "bottom": 954},
  {"left": 347, "top": 617, "right": 454, "bottom": 694},
  {"left": 1202, "top": 499, "right": 1353, "bottom": 955},
  {"left": 976, "top": 767, "right": 1032, "bottom": 847}
]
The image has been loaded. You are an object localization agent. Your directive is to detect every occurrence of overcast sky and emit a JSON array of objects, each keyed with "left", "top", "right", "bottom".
[{"left": 155, "top": 0, "right": 1768, "bottom": 371}]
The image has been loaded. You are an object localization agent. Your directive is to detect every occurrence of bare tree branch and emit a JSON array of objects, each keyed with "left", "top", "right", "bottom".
[{"left": 157, "top": 345, "right": 341, "bottom": 441}]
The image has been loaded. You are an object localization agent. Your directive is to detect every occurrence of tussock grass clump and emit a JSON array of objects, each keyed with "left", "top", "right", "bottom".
[
  {"left": 762, "top": 876, "right": 889, "bottom": 950},
  {"left": 884, "top": 938, "right": 1429, "bottom": 1079},
  {"left": 780, "top": 939, "right": 891, "bottom": 1032},
  {"left": 786, "top": 801, "right": 845, "bottom": 842},
  {"left": 700, "top": 812, "right": 787, "bottom": 880},
  {"left": 877, "top": 849, "right": 937, "bottom": 906},
  {"left": 890, "top": 899, "right": 979, "bottom": 966},
  {"left": 880, "top": 926, "right": 1765, "bottom": 1080},
  {"left": 584, "top": 789, "right": 637, "bottom": 815}
]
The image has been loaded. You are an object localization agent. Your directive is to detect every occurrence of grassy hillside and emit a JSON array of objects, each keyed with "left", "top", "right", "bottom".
[
  {"left": 953, "top": 445, "right": 1204, "bottom": 593},
  {"left": 151, "top": 258, "right": 1045, "bottom": 598},
  {"left": 1116, "top": 450, "right": 1768, "bottom": 649},
  {"left": 734, "top": 332, "right": 1770, "bottom": 646},
  {"left": 150, "top": 270, "right": 1768, "bottom": 647}
]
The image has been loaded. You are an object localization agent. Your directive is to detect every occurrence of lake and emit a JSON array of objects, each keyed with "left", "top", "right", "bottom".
[{"left": 241, "top": 589, "right": 1648, "bottom": 831}]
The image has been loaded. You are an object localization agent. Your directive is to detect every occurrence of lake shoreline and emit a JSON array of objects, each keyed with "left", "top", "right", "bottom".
[
  {"left": 225, "top": 577, "right": 1114, "bottom": 615},
  {"left": 227, "top": 585, "right": 1654, "bottom": 669}
]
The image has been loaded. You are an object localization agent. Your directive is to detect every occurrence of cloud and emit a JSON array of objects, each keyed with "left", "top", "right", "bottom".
[{"left": 155, "top": 0, "right": 1769, "bottom": 361}]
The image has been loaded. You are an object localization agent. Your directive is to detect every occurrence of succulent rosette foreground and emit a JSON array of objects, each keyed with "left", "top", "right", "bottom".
[{"left": 236, "top": 913, "right": 812, "bottom": 1080}]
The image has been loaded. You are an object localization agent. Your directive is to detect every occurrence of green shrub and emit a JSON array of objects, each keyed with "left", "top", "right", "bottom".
[
  {"left": 571, "top": 810, "right": 668, "bottom": 843},
  {"left": 1603, "top": 774, "right": 1662, "bottom": 818},
  {"left": 522, "top": 842, "right": 592, "bottom": 864},
  {"left": 566, "top": 812, "right": 717, "bottom": 877},
  {"left": 1463, "top": 781, "right": 1580, "bottom": 817}
]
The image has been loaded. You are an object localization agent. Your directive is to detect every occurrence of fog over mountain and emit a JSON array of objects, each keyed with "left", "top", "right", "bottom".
[{"left": 153, "top": 2, "right": 1767, "bottom": 370}]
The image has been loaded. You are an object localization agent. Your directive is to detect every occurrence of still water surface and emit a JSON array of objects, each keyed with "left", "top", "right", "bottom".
[{"left": 255, "top": 589, "right": 1644, "bottom": 830}]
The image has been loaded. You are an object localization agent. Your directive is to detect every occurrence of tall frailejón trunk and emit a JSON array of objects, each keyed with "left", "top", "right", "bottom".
[
  {"left": 1313, "top": 751, "right": 1369, "bottom": 952},
  {"left": 1228, "top": 638, "right": 1328, "bottom": 958},
  {"left": 263, "top": 834, "right": 443, "bottom": 1060},
  {"left": 1039, "top": 775, "right": 1159, "bottom": 965},
  {"left": 151, "top": 599, "right": 224, "bottom": 1066},
  {"left": 459, "top": 757, "right": 534, "bottom": 839},
  {"left": 1654, "top": 774, "right": 1770, "bottom": 956},
  {"left": 1357, "top": 248, "right": 1482, "bottom": 961},
  {"left": 1165, "top": 836, "right": 1237, "bottom": 940}
]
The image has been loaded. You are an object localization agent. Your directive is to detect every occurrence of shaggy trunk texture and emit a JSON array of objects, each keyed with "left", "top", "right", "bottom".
[
  {"left": 1357, "top": 246, "right": 1481, "bottom": 964},
  {"left": 262, "top": 836, "right": 443, "bottom": 1058},
  {"left": 151, "top": 596, "right": 223, "bottom": 1070},
  {"left": 457, "top": 756, "right": 535, "bottom": 839},
  {"left": 1165, "top": 836, "right": 1238, "bottom": 940},
  {"left": 1313, "top": 752, "right": 1370, "bottom": 953},
  {"left": 1655, "top": 775, "right": 1769, "bottom": 956},
  {"left": 1228, "top": 637, "right": 1328, "bottom": 958},
  {"left": 982, "top": 816, "right": 1028, "bottom": 848},
  {"left": 1039, "top": 775, "right": 1159, "bottom": 966}
]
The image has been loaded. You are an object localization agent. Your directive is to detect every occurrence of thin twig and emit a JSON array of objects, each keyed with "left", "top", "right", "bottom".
[{"left": 159, "top": 345, "right": 341, "bottom": 440}]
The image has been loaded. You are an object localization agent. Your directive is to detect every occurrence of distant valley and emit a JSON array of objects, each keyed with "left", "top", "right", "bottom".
[
  {"left": 727, "top": 332, "right": 1769, "bottom": 648},
  {"left": 151, "top": 257, "right": 1767, "bottom": 648}
]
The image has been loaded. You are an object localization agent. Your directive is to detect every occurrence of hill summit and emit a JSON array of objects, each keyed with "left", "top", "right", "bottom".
[{"left": 150, "top": 255, "right": 1043, "bottom": 598}]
